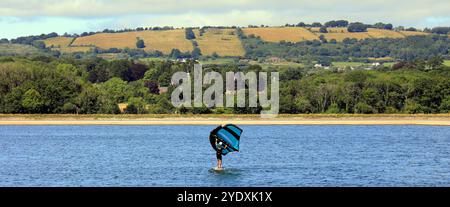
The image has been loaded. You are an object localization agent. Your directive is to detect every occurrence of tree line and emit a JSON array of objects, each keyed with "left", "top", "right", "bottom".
[
  {"left": 242, "top": 34, "right": 450, "bottom": 62},
  {"left": 0, "top": 56, "right": 449, "bottom": 114}
]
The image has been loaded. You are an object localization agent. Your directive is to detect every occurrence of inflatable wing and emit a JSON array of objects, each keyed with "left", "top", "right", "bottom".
[{"left": 209, "top": 124, "right": 243, "bottom": 155}]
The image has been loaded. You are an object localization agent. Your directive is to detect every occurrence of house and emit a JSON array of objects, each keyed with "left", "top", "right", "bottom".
[
  {"left": 266, "top": 57, "right": 282, "bottom": 64},
  {"left": 372, "top": 62, "right": 381, "bottom": 67},
  {"left": 158, "top": 86, "right": 169, "bottom": 94},
  {"left": 118, "top": 103, "right": 128, "bottom": 113}
]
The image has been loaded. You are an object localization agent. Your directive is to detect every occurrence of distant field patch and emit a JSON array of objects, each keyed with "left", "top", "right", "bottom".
[
  {"left": 243, "top": 27, "right": 319, "bottom": 42},
  {"left": 368, "top": 57, "right": 394, "bottom": 61},
  {"left": 332, "top": 62, "right": 367, "bottom": 67},
  {"left": 399, "top": 31, "right": 429, "bottom": 36},
  {"left": 367, "top": 28, "right": 404, "bottom": 38},
  {"left": 308, "top": 27, "right": 320, "bottom": 32},
  {"left": 97, "top": 53, "right": 129, "bottom": 60},
  {"left": 310, "top": 28, "right": 422, "bottom": 41},
  {"left": 138, "top": 29, "right": 193, "bottom": 54},
  {"left": 444, "top": 60, "right": 450, "bottom": 67},
  {"left": 139, "top": 57, "right": 169, "bottom": 63},
  {"left": 72, "top": 32, "right": 136, "bottom": 49},
  {"left": 321, "top": 32, "right": 371, "bottom": 41},
  {"left": 327, "top": 27, "right": 347, "bottom": 33},
  {"left": 384, "top": 62, "right": 396, "bottom": 67},
  {"left": 200, "top": 58, "right": 237, "bottom": 65},
  {"left": 194, "top": 28, "right": 245, "bottom": 57},
  {"left": 42, "top": 37, "right": 74, "bottom": 48},
  {"left": 53, "top": 46, "right": 93, "bottom": 53},
  {"left": 0, "top": 43, "right": 41, "bottom": 56},
  {"left": 72, "top": 29, "right": 193, "bottom": 54},
  {"left": 247, "top": 60, "right": 304, "bottom": 69}
]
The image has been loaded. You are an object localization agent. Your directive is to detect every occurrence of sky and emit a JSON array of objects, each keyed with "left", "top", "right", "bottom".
[{"left": 1, "top": 0, "right": 449, "bottom": 39}]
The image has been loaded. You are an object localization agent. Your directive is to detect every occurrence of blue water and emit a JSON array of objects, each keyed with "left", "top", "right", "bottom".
[{"left": 0, "top": 125, "right": 449, "bottom": 187}]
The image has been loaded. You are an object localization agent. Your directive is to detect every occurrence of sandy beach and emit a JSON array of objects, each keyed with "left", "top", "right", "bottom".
[{"left": 0, "top": 114, "right": 449, "bottom": 126}]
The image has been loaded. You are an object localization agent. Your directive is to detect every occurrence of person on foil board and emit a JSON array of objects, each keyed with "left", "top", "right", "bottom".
[
  {"left": 215, "top": 138, "right": 227, "bottom": 169},
  {"left": 209, "top": 124, "right": 243, "bottom": 170}
]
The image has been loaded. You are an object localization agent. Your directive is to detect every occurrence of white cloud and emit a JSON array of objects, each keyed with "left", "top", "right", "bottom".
[
  {"left": 0, "top": 0, "right": 449, "bottom": 39},
  {"left": 0, "top": 0, "right": 449, "bottom": 18}
]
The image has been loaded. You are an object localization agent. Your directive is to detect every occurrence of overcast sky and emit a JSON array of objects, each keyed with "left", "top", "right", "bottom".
[{"left": 1, "top": 0, "right": 449, "bottom": 39}]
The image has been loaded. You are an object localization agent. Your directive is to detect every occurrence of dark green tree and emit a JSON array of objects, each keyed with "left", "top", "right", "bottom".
[{"left": 136, "top": 39, "right": 145, "bottom": 48}]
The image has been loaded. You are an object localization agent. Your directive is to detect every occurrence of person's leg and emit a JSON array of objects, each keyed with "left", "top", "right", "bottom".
[
  {"left": 216, "top": 151, "right": 222, "bottom": 168},
  {"left": 217, "top": 159, "right": 222, "bottom": 168}
]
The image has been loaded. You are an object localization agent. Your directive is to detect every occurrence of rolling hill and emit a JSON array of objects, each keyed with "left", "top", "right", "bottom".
[{"left": 38, "top": 26, "right": 432, "bottom": 57}]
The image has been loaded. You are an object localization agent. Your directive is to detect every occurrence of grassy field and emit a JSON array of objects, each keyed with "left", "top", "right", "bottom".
[
  {"left": 0, "top": 43, "right": 42, "bottom": 56},
  {"left": 332, "top": 61, "right": 398, "bottom": 68},
  {"left": 52, "top": 46, "right": 94, "bottom": 53},
  {"left": 37, "top": 27, "right": 434, "bottom": 56},
  {"left": 398, "top": 30, "right": 429, "bottom": 36},
  {"left": 194, "top": 28, "right": 245, "bottom": 57},
  {"left": 97, "top": 53, "right": 130, "bottom": 60},
  {"left": 243, "top": 27, "right": 319, "bottom": 42},
  {"left": 247, "top": 60, "right": 304, "bottom": 69},
  {"left": 199, "top": 58, "right": 237, "bottom": 65},
  {"left": 380, "top": 61, "right": 449, "bottom": 68},
  {"left": 71, "top": 29, "right": 193, "bottom": 54},
  {"left": 309, "top": 27, "right": 348, "bottom": 33},
  {"left": 309, "top": 27, "right": 428, "bottom": 41},
  {"left": 326, "top": 27, "right": 348, "bottom": 33},
  {"left": 322, "top": 32, "right": 371, "bottom": 41},
  {"left": 302, "top": 27, "right": 371, "bottom": 41},
  {"left": 444, "top": 60, "right": 450, "bottom": 66},
  {"left": 42, "top": 37, "right": 74, "bottom": 48},
  {"left": 383, "top": 62, "right": 396, "bottom": 67},
  {"left": 366, "top": 28, "right": 405, "bottom": 38},
  {"left": 137, "top": 29, "right": 193, "bottom": 54},
  {"left": 244, "top": 27, "right": 420, "bottom": 42},
  {"left": 332, "top": 62, "right": 366, "bottom": 67},
  {"left": 138, "top": 57, "right": 170, "bottom": 64},
  {"left": 72, "top": 32, "right": 137, "bottom": 49}
]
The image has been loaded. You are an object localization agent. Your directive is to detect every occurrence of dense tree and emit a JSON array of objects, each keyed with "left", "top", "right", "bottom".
[
  {"left": 22, "top": 89, "right": 44, "bottom": 113},
  {"left": 296, "top": 22, "right": 306, "bottom": 27},
  {"left": 185, "top": 28, "right": 196, "bottom": 39},
  {"left": 144, "top": 80, "right": 160, "bottom": 94},
  {"left": 75, "top": 86, "right": 101, "bottom": 114},
  {"left": 1, "top": 54, "right": 449, "bottom": 115},
  {"left": 405, "top": 27, "right": 417, "bottom": 31},
  {"left": 170, "top": 49, "right": 182, "bottom": 59},
  {"left": 324, "top": 20, "right": 349, "bottom": 27},
  {"left": 191, "top": 47, "right": 202, "bottom": 59},
  {"left": 243, "top": 34, "right": 449, "bottom": 61},
  {"left": 136, "top": 39, "right": 145, "bottom": 48},
  {"left": 431, "top": 27, "right": 450, "bottom": 35},
  {"left": 125, "top": 97, "right": 147, "bottom": 114},
  {"left": 129, "top": 63, "right": 149, "bottom": 81},
  {"left": 96, "top": 77, "right": 131, "bottom": 104},
  {"left": 347, "top": 22, "right": 369, "bottom": 32},
  {"left": 373, "top": 22, "right": 393, "bottom": 30},
  {"left": 311, "top": 22, "right": 322, "bottom": 27},
  {"left": 319, "top": 35, "right": 327, "bottom": 43},
  {"left": 10, "top": 32, "right": 58, "bottom": 45},
  {"left": 110, "top": 60, "right": 132, "bottom": 81},
  {"left": 88, "top": 61, "right": 110, "bottom": 83}
]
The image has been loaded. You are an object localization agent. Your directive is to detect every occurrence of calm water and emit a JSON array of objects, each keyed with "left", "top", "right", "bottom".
[{"left": 0, "top": 125, "right": 449, "bottom": 187}]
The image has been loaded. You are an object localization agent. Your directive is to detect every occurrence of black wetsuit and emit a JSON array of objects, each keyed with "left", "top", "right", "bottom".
[{"left": 216, "top": 149, "right": 222, "bottom": 160}]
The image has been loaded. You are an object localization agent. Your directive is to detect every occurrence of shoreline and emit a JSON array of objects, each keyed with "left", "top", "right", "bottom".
[{"left": 0, "top": 114, "right": 449, "bottom": 126}]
